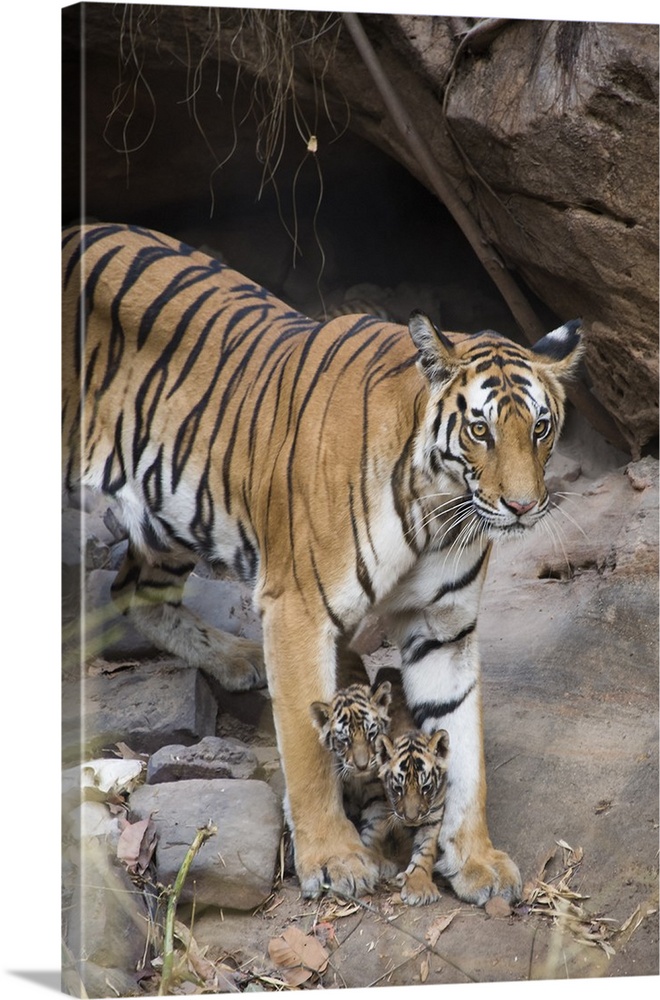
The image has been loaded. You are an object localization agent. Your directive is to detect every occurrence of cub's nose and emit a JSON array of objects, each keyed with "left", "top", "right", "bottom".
[
  {"left": 352, "top": 742, "right": 371, "bottom": 771},
  {"left": 502, "top": 498, "right": 537, "bottom": 516}
]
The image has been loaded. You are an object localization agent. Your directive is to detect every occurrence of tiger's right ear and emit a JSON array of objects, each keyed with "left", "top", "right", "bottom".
[
  {"left": 310, "top": 701, "right": 330, "bottom": 732},
  {"left": 371, "top": 680, "right": 392, "bottom": 714},
  {"left": 408, "top": 310, "right": 461, "bottom": 385},
  {"left": 376, "top": 733, "right": 395, "bottom": 764}
]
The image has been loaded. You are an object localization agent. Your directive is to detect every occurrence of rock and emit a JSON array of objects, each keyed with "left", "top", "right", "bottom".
[
  {"left": 62, "top": 507, "right": 118, "bottom": 567},
  {"left": 147, "top": 735, "right": 259, "bottom": 783},
  {"left": 410, "top": 18, "right": 658, "bottom": 453},
  {"left": 183, "top": 574, "right": 262, "bottom": 642},
  {"left": 66, "top": 838, "right": 151, "bottom": 973},
  {"left": 129, "top": 779, "right": 283, "bottom": 910},
  {"left": 62, "top": 661, "right": 218, "bottom": 762},
  {"left": 74, "top": 963, "right": 146, "bottom": 1000}
]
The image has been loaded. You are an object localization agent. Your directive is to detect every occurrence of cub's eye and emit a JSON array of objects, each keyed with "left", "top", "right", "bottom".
[
  {"left": 470, "top": 421, "right": 489, "bottom": 440},
  {"left": 533, "top": 418, "right": 551, "bottom": 440}
]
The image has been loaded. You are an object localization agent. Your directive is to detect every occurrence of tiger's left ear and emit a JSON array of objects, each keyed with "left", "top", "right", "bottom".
[
  {"left": 531, "top": 319, "right": 584, "bottom": 378},
  {"left": 429, "top": 729, "right": 450, "bottom": 761},
  {"left": 408, "top": 311, "right": 462, "bottom": 385}
]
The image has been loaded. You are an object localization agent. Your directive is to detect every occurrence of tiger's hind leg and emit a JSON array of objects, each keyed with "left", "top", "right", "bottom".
[{"left": 111, "top": 545, "right": 266, "bottom": 691}]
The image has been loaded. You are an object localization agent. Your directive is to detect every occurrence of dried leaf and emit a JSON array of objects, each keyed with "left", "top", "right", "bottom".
[
  {"left": 117, "top": 816, "right": 157, "bottom": 873},
  {"left": 112, "top": 741, "right": 146, "bottom": 761},
  {"left": 420, "top": 955, "right": 429, "bottom": 982},
  {"left": 268, "top": 926, "right": 329, "bottom": 986},
  {"left": 174, "top": 921, "right": 240, "bottom": 992},
  {"left": 313, "top": 921, "right": 337, "bottom": 949},
  {"left": 535, "top": 844, "right": 558, "bottom": 878},
  {"left": 319, "top": 900, "right": 360, "bottom": 921},
  {"left": 425, "top": 910, "right": 457, "bottom": 947}
]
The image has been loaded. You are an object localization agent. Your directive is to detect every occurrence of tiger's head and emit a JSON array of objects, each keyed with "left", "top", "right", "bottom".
[
  {"left": 310, "top": 681, "right": 392, "bottom": 777},
  {"left": 409, "top": 311, "right": 584, "bottom": 539},
  {"left": 376, "top": 729, "right": 450, "bottom": 827}
]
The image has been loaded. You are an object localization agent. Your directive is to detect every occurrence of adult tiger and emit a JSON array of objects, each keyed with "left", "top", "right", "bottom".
[{"left": 62, "top": 222, "right": 582, "bottom": 904}]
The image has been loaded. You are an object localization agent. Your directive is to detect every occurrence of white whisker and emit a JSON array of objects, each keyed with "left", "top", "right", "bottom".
[{"left": 550, "top": 500, "right": 589, "bottom": 539}]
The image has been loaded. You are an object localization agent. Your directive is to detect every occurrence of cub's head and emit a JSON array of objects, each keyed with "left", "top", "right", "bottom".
[
  {"left": 377, "top": 729, "right": 450, "bottom": 826},
  {"left": 310, "top": 681, "right": 392, "bottom": 777},
  {"left": 409, "top": 311, "right": 584, "bottom": 538}
]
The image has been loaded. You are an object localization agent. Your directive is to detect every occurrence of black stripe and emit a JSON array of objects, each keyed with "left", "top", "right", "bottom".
[
  {"left": 431, "top": 546, "right": 489, "bottom": 603},
  {"left": 136, "top": 266, "right": 216, "bottom": 349},
  {"left": 101, "top": 413, "right": 127, "bottom": 493},
  {"left": 391, "top": 431, "right": 419, "bottom": 550},
  {"left": 349, "top": 484, "right": 375, "bottom": 603},
  {"left": 411, "top": 681, "right": 477, "bottom": 726},
  {"left": 431, "top": 400, "right": 444, "bottom": 440},
  {"left": 403, "top": 622, "right": 476, "bottom": 665},
  {"left": 310, "top": 549, "right": 343, "bottom": 632}
]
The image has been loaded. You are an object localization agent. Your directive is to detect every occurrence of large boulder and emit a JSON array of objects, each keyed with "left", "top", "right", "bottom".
[{"left": 62, "top": 9, "right": 658, "bottom": 452}]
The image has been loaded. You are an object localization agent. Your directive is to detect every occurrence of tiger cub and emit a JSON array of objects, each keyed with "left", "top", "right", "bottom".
[
  {"left": 310, "top": 680, "right": 393, "bottom": 868},
  {"left": 376, "top": 727, "right": 450, "bottom": 905}
]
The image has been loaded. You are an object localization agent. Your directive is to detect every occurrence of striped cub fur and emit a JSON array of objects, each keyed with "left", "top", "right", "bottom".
[
  {"left": 377, "top": 728, "right": 450, "bottom": 905},
  {"left": 310, "top": 681, "right": 393, "bottom": 862}
]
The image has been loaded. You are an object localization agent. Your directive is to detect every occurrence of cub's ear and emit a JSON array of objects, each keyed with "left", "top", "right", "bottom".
[
  {"left": 429, "top": 729, "right": 450, "bottom": 760},
  {"left": 371, "top": 680, "right": 392, "bottom": 714},
  {"left": 408, "top": 310, "right": 461, "bottom": 384},
  {"left": 375, "top": 733, "right": 395, "bottom": 764},
  {"left": 531, "top": 319, "right": 584, "bottom": 378},
  {"left": 310, "top": 701, "right": 331, "bottom": 732}
]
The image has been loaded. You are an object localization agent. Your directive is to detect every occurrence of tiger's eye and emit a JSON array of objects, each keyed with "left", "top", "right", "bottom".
[
  {"left": 470, "top": 421, "right": 488, "bottom": 439},
  {"left": 534, "top": 418, "right": 550, "bottom": 439}
]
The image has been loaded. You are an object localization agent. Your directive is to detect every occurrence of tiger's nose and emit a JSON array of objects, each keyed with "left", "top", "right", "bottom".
[{"left": 502, "top": 498, "right": 537, "bottom": 516}]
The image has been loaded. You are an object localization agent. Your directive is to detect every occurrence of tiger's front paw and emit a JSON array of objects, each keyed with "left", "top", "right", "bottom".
[
  {"left": 209, "top": 637, "right": 267, "bottom": 691},
  {"left": 398, "top": 869, "right": 441, "bottom": 906},
  {"left": 447, "top": 847, "right": 521, "bottom": 906},
  {"left": 296, "top": 832, "right": 380, "bottom": 899}
]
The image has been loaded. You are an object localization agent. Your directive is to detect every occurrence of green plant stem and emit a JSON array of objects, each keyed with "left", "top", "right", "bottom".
[{"left": 159, "top": 822, "right": 217, "bottom": 997}]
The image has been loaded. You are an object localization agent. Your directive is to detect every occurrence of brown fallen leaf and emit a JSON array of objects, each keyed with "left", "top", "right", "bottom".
[
  {"left": 117, "top": 815, "right": 157, "bottom": 874},
  {"left": 174, "top": 920, "right": 240, "bottom": 992},
  {"left": 420, "top": 955, "right": 430, "bottom": 982},
  {"left": 313, "top": 921, "right": 338, "bottom": 949},
  {"left": 268, "top": 926, "right": 329, "bottom": 986},
  {"left": 425, "top": 910, "right": 457, "bottom": 947}
]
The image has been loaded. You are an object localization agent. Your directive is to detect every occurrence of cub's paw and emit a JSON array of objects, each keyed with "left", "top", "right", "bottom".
[
  {"left": 399, "top": 869, "right": 441, "bottom": 906},
  {"left": 377, "top": 856, "right": 401, "bottom": 880},
  {"left": 297, "top": 844, "right": 380, "bottom": 899},
  {"left": 448, "top": 848, "right": 522, "bottom": 906}
]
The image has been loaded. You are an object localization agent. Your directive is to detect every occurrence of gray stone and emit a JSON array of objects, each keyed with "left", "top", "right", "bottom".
[
  {"left": 62, "top": 661, "right": 218, "bottom": 762},
  {"left": 147, "top": 735, "right": 259, "bottom": 783},
  {"left": 66, "top": 838, "right": 151, "bottom": 973},
  {"left": 129, "top": 778, "right": 283, "bottom": 910},
  {"left": 75, "top": 962, "right": 144, "bottom": 1000}
]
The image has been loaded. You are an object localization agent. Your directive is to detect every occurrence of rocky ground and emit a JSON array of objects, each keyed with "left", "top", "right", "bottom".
[{"left": 61, "top": 413, "right": 658, "bottom": 998}]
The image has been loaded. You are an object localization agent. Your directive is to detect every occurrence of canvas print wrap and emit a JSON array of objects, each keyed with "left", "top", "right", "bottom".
[{"left": 61, "top": 5, "right": 658, "bottom": 996}]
